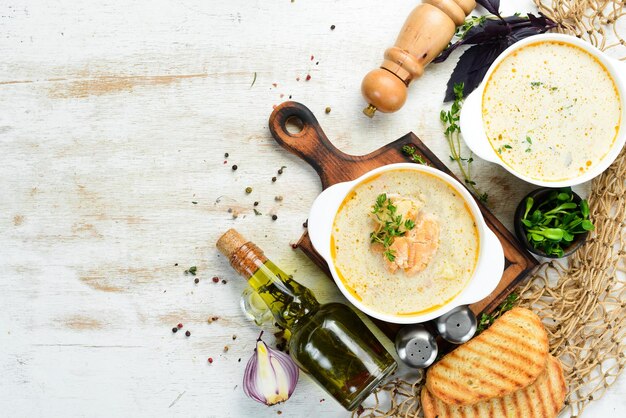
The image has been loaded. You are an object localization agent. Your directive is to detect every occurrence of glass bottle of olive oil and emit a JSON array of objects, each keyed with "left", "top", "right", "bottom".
[{"left": 217, "top": 229, "right": 397, "bottom": 411}]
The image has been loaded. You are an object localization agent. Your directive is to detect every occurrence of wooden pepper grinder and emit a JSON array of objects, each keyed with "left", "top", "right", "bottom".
[{"left": 361, "top": 0, "right": 476, "bottom": 117}]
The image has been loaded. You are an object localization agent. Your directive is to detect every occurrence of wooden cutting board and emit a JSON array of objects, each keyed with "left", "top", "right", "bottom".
[{"left": 268, "top": 101, "right": 538, "bottom": 340}]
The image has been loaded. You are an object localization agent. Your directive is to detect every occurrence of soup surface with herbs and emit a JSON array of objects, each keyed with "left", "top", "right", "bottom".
[
  {"left": 331, "top": 169, "right": 479, "bottom": 316},
  {"left": 482, "top": 40, "right": 621, "bottom": 181}
]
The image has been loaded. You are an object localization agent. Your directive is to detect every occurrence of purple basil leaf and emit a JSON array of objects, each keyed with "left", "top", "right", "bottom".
[
  {"left": 503, "top": 15, "right": 532, "bottom": 26},
  {"left": 433, "top": 41, "right": 465, "bottom": 63},
  {"left": 443, "top": 42, "right": 508, "bottom": 102},
  {"left": 476, "top": 0, "right": 501, "bottom": 17},
  {"left": 433, "top": 19, "right": 507, "bottom": 63},
  {"left": 508, "top": 28, "right": 549, "bottom": 42}
]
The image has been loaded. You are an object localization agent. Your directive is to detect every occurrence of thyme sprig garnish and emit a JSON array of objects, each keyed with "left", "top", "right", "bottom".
[
  {"left": 476, "top": 293, "right": 518, "bottom": 334},
  {"left": 401, "top": 145, "right": 427, "bottom": 165},
  {"left": 455, "top": 15, "right": 487, "bottom": 39},
  {"left": 440, "top": 83, "right": 488, "bottom": 203},
  {"left": 370, "top": 194, "right": 415, "bottom": 262}
]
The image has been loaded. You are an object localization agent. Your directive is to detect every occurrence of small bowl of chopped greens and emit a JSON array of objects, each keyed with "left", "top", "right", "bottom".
[{"left": 514, "top": 188, "right": 594, "bottom": 258}]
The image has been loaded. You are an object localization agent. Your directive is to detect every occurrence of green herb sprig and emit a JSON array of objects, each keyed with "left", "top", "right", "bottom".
[
  {"left": 370, "top": 194, "right": 415, "bottom": 262},
  {"left": 401, "top": 145, "right": 427, "bottom": 165},
  {"left": 455, "top": 15, "right": 487, "bottom": 39},
  {"left": 476, "top": 293, "right": 518, "bottom": 334},
  {"left": 521, "top": 188, "right": 594, "bottom": 257},
  {"left": 440, "top": 83, "right": 488, "bottom": 203}
]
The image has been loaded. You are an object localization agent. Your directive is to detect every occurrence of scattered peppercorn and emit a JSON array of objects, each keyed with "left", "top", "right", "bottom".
[
  {"left": 325, "top": 106, "right": 331, "bottom": 114},
  {"left": 275, "top": 195, "right": 283, "bottom": 201},
  {"left": 303, "top": 220, "right": 308, "bottom": 228},
  {"left": 212, "top": 316, "right": 219, "bottom": 321},
  {"left": 224, "top": 152, "right": 229, "bottom": 158},
  {"left": 232, "top": 335, "right": 237, "bottom": 340},
  {"left": 232, "top": 164, "right": 238, "bottom": 171},
  {"left": 277, "top": 411, "right": 282, "bottom": 415},
  {"left": 331, "top": 24, "right": 336, "bottom": 30},
  {"left": 222, "top": 279, "right": 227, "bottom": 284},
  {"left": 212, "top": 276, "right": 219, "bottom": 283},
  {"left": 172, "top": 327, "right": 178, "bottom": 333},
  {"left": 223, "top": 345, "right": 229, "bottom": 352},
  {"left": 277, "top": 169, "right": 283, "bottom": 175},
  {"left": 305, "top": 74, "right": 311, "bottom": 81},
  {"left": 291, "top": 243, "right": 298, "bottom": 249},
  {"left": 177, "top": 323, "right": 183, "bottom": 329},
  {"left": 191, "top": 201, "right": 197, "bottom": 204},
  {"left": 174, "top": 263, "right": 178, "bottom": 266},
  {"left": 238, "top": 358, "right": 241, "bottom": 362},
  {"left": 272, "top": 214, "right": 278, "bottom": 221},
  {"left": 185, "top": 330, "right": 191, "bottom": 337},
  {"left": 271, "top": 176, "right": 277, "bottom": 182},
  {"left": 245, "top": 187, "right": 252, "bottom": 194},
  {"left": 253, "top": 201, "right": 259, "bottom": 206},
  {"left": 208, "top": 357, "right": 213, "bottom": 364},
  {"left": 288, "top": 95, "right": 292, "bottom": 99},
  {"left": 194, "top": 278, "right": 199, "bottom": 284}
]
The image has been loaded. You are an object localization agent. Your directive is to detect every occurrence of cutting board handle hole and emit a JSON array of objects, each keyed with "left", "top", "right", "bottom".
[{"left": 285, "top": 116, "right": 304, "bottom": 136}]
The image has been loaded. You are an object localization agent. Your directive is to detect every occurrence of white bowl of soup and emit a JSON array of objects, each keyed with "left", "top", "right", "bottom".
[
  {"left": 307, "top": 163, "right": 504, "bottom": 324},
  {"left": 460, "top": 34, "right": 625, "bottom": 187}
]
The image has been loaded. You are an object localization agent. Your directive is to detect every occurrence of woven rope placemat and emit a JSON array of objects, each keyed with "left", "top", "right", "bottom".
[{"left": 356, "top": 1, "right": 626, "bottom": 416}]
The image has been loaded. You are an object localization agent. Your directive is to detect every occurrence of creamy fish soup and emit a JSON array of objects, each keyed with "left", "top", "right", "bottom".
[
  {"left": 482, "top": 41, "right": 621, "bottom": 181},
  {"left": 331, "top": 170, "right": 479, "bottom": 316}
]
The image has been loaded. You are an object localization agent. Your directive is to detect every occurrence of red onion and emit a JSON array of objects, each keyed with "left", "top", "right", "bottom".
[{"left": 243, "top": 332, "right": 299, "bottom": 405}]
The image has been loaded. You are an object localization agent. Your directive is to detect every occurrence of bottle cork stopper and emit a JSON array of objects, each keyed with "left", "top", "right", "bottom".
[{"left": 216, "top": 228, "right": 248, "bottom": 258}]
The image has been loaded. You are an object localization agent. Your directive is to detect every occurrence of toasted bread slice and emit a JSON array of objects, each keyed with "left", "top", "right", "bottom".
[
  {"left": 426, "top": 307, "right": 549, "bottom": 405},
  {"left": 422, "top": 355, "right": 566, "bottom": 418}
]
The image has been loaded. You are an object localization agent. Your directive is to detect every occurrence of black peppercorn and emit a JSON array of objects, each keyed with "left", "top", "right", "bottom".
[
  {"left": 185, "top": 330, "right": 191, "bottom": 337},
  {"left": 194, "top": 278, "right": 199, "bottom": 284},
  {"left": 245, "top": 187, "right": 252, "bottom": 194},
  {"left": 272, "top": 214, "right": 278, "bottom": 221},
  {"left": 253, "top": 201, "right": 259, "bottom": 206},
  {"left": 232, "top": 164, "right": 238, "bottom": 171},
  {"left": 278, "top": 169, "right": 283, "bottom": 175},
  {"left": 172, "top": 327, "right": 178, "bottom": 333},
  {"left": 330, "top": 24, "right": 335, "bottom": 30},
  {"left": 271, "top": 176, "right": 277, "bottom": 182},
  {"left": 224, "top": 152, "right": 229, "bottom": 158}
]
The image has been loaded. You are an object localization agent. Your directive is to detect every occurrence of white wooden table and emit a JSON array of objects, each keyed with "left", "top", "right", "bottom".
[{"left": 1, "top": 1, "right": 624, "bottom": 416}]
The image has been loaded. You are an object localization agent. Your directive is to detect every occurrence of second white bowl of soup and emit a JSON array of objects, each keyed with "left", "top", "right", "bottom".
[
  {"left": 460, "top": 33, "right": 626, "bottom": 187},
  {"left": 307, "top": 163, "right": 504, "bottom": 325}
]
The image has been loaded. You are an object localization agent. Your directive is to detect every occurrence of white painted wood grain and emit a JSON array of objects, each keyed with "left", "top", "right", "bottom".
[{"left": 0, "top": 1, "right": 623, "bottom": 417}]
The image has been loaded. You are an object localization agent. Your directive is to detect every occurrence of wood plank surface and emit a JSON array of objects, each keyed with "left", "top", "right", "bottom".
[{"left": 0, "top": 1, "right": 624, "bottom": 417}]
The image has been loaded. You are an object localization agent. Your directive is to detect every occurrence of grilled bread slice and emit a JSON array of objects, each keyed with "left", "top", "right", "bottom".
[
  {"left": 425, "top": 307, "right": 549, "bottom": 405},
  {"left": 422, "top": 355, "right": 566, "bottom": 418}
]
